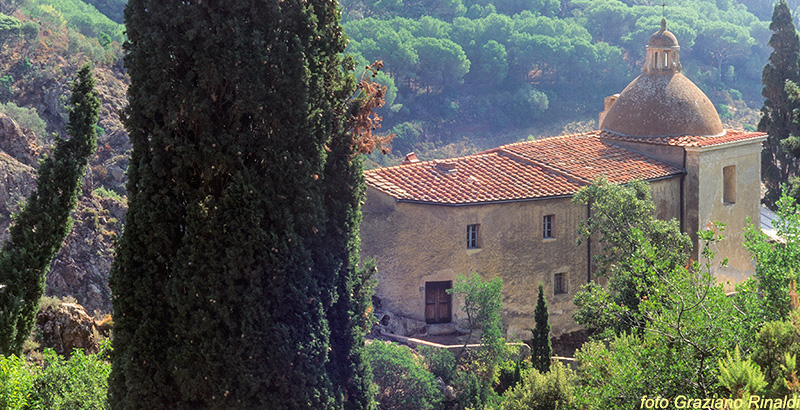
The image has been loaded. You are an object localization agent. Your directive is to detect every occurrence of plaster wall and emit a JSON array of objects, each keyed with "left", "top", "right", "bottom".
[
  {"left": 361, "top": 175, "right": 682, "bottom": 340},
  {"left": 693, "top": 139, "right": 764, "bottom": 288},
  {"left": 603, "top": 139, "right": 685, "bottom": 168},
  {"left": 361, "top": 194, "right": 589, "bottom": 340}
]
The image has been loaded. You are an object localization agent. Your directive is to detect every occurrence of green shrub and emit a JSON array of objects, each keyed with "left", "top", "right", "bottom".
[
  {"left": 366, "top": 341, "right": 442, "bottom": 410},
  {"left": 0, "top": 354, "right": 33, "bottom": 410},
  {"left": 0, "top": 13, "right": 21, "bottom": 41},
  {"left": 92, "top": 186, "right": 122, "bottom": 202},
  {"left": 495, "top": 357, "right": 529, "bottom": 395},
  {"left": 418, "top": 345, "right": 456, "bottom": 383},
  {"left": 501, "top": 361, "right": 575, "bottom": 410},
  {"left": 0, "top": 102, "right": 47, "bottom": 140},
  {"left": 20, "top": 21, "right": 38, "bottom": 41},
  {"left": 716, "top": 104, "right": 733, "bottom": 119},
  {"left": 29, "top": 348, "right": 110, "bottom": 410},
  {"left": 453, "top": 369, "right": 483, "bottom": 410}
]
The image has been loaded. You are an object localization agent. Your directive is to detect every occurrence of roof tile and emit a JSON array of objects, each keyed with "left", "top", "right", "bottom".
[{"left": 365, "top": 132, "right": 686, "bottom": 205}]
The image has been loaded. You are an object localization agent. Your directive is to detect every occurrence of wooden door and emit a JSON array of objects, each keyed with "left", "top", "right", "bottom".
[{"left": 425, "top": 281, "right": 452, "bottom": 324}]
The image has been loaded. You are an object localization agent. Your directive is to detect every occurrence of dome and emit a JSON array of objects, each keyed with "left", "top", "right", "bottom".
[
  {"left": 601, "top": 72, "right": 723, "bottom": 137},
  {"left": 648, "top": 18, "right": 679, "bottom": 48},
  {"left": 600, "top": 19, "right": 723, "bottom": 137}
]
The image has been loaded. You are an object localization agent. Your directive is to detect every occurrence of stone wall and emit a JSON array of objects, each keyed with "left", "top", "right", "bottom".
[{"left": 362, "top": 176, "right": 682, "bottom": 340}]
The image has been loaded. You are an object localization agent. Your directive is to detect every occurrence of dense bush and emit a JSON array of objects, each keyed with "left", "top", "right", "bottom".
[
  {"left": 501, "top": 361, "right": 575, "bottom": 410},
  {"left": 366, "top": 341, "right": 443, "bottom": 410},
  {"left": 0, "top": 354, "right": 33, "bottom": 410},
  {"left": 0, "top": 347, "right": 110, "bottom": 410},
  {"left": 0, "top": 102, "right": 47, "bottom": 140},
  {"left": 419, "top": 345, "right": 457, "bottom": 383},
  {"left": 29, "top": 348, "right": 110, "bottom": 410}
]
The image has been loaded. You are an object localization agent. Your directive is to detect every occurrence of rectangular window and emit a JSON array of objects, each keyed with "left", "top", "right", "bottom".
[
  {"left": 554, "top": 273, "right": 567, "bottom": 295},
  {"left": 425, "top": 281, "right": 452, "bottom": 324},
  {"left": 467, "top": 224, "right": 479, "bottom": 249},
  {"left": 543, "top": 215, "right": 554, "bottom": 239},
  {"left": 723, "top": 165, "right": 736, "bottom": 204}
]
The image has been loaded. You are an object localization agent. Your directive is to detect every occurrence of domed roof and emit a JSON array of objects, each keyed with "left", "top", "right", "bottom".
[
  {"left": 648, "top": 18, "right": 679, "bottom": 48},
  {"left": 600, "top": 19, "right": 723, "bottom": 138},
  {"left": 600, "top": 72, "right": 723, "bottom": 137}
]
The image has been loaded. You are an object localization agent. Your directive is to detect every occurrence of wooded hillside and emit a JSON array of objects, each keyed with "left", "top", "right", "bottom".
[{"left": 344, "top": 0, "right": 777, "bottom": 167}]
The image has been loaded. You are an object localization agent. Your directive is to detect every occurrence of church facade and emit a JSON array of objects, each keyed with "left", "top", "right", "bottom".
[{"left": 360, "top": 20, "right": 767, "bottom": 340}]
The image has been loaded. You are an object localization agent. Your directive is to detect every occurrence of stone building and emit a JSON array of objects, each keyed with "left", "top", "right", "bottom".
[{"left": 360, "top": 20, "right": 767, "bottom": 340}]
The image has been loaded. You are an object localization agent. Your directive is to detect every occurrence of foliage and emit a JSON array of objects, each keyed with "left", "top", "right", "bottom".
[
  {"left": 501, "top": 362, "right": 575, "bottom": 410},
  {"left": 495, "top": 355, "right": 529, "bottom": 396},
  {"left": 573, "top": 333, "right": 648, "bottom": 409},
  {"left": 79, "top": 0, "right": 125, "bottom": 24},
  {"left": 570, "top": 178, "right": 762, "bottom": 408},
  {"left": 28, "top": 347, "right": 110, "bottom": 410},
  {"left": 744, "top": 190, "right": 800, "bottom": 321},
  {"left": 91, "top": 186, "right": 122, "bottom": 202},
  {"left": 110, "top": 0, "right": 379, "bottom": 408},
  {"left": 759, "top": 0, "right": 800, "bottom": 207},
  {"left": 530, "top": 283, "right": 551, "bottom": 373},
  {"left": 23, "top": 0, "right": 124, "bottom": 44},
  {"left": 0, "top": 101, "right": 47, "bottom": 140},
  {"left": 0, "top": 347, "right": 110, "bottom": 410},
  {"left": 717, "top": 345, "right": 767, "bottom": 403},
  {"left": 0, "top": 13, "right": 21, "bottom": 42},
  {"left": 418, "top": 345, "right": 457, "bottom": 383},
  {"left": 0, "top": 64, "right": 98, "bottom": 356},
  {"left": 751, "top": 314, "right": 800, "bottom": 395},
  {"left": 337, "top": 0, "right": 771, "bottom": 162},
  {"left": 365, "top": 341, "right": 442, "bottom": 410},
  {"left": 449, "top": 273, "right": 504, "bottom": 376},
  {"left": 0, "top": 354, "right": 32, "bottom": 410},
  {"left": 571, "top": 178, "right": 691, "bottom": 335}
]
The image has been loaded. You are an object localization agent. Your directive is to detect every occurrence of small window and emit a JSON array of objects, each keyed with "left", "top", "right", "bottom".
[
  {"left": 723, "top": 165, "right": 736, "bottom": 204},
  {"left": 554, "top": 273, "right": 567, "bottom": 295},
  {"left": 467, "top": 224, "right": 480, "bottom": 249},
  {"left": 543, "top": 215, "right": 554, "bottom": 239}
]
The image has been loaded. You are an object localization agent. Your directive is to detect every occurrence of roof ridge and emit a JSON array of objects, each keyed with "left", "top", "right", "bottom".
[
  {"left": 484, "top": 130, "right": 601, "bottom": 155},
  {"left": 365, "top": 152, "right": 498, "bottom": 174},
  {"left": 496, "top": 148, "right": 593, "bottom": 186}
]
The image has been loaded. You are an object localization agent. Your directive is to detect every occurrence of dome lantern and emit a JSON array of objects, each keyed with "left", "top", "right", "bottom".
[{"left": 644, "top": 18, "right": 681, "bottom": 73}]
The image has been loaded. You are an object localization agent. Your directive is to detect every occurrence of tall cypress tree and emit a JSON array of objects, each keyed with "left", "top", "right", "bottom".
[
  {"left": 759, "top": 0, "right": 800, "bottom": 207},
  {"left": 531, "top": 283, "right": 552, "bottom": 372},
  {"left": 110, "top": 1, "right": 375, "bottom": 409},
  {"left": 0, "top": 63, "right": 99, "bottom": 356}
]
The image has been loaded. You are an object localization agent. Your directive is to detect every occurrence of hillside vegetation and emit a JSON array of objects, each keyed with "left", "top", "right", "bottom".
[
  {"left": 345, "top": 0, "right": 775, "bottom": 167},
  {"left": 0, "top": 0, "right": 128, "bottom": 314}
]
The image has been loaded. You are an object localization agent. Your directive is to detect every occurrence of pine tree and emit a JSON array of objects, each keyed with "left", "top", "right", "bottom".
[
  {"left": 759, "top": 0, "right": 800, "bottom": 207},
  {"left": 0, "top": 63, "right": 99, "bottom": 356},
  {"left": 110, "top": 1, "right": 377, "bottom": 409},
  {"left": 531, "top": 283, "right": 552, "bottom": 373}
]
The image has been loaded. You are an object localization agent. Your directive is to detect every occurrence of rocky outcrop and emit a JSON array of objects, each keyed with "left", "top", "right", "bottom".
[
  {"left": 0, "top": 113, "right": 39, "bottom": 167},
  {"left": 0, "top": 15, "right": 132, "bottom": 316},
  {"left": 46, "top": 194, "right": 124, "bottom": 314},
  {"left": 35, "top": 302, "right": 100, "bottom": 356},
  {"left": 0, "top": 114, "right": 125, "bottom": 315}
]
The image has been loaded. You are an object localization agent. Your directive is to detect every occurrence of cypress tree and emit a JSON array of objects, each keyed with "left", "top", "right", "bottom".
[
  {"left": 531, "top": 283, "right": 552, "bottom": 372},
  {"left": 110, "top": 1, "right": 376, "bottom": 409},
  {"left": 319, "top": 64, "right": 393, "bottom": 409},
  {"left": 759, "top": 0, "right": 800, "bottom": 207},
  {"left": 0, "top": 63, "right": 99, "bottom": 356}
]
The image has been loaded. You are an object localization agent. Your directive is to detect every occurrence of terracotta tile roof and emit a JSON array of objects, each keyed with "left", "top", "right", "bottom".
[
  {"left": 493, "top": 132, "right": 680, "bottom": 185},
  {"left": 365, "top": 132, "right": 684, "bottom": 205},
  {"left": 365, "top": 152, "right": 584, "bottom": 204},
  {"left": 599, "top": 129, "right": 766, "bottom": 147}
]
